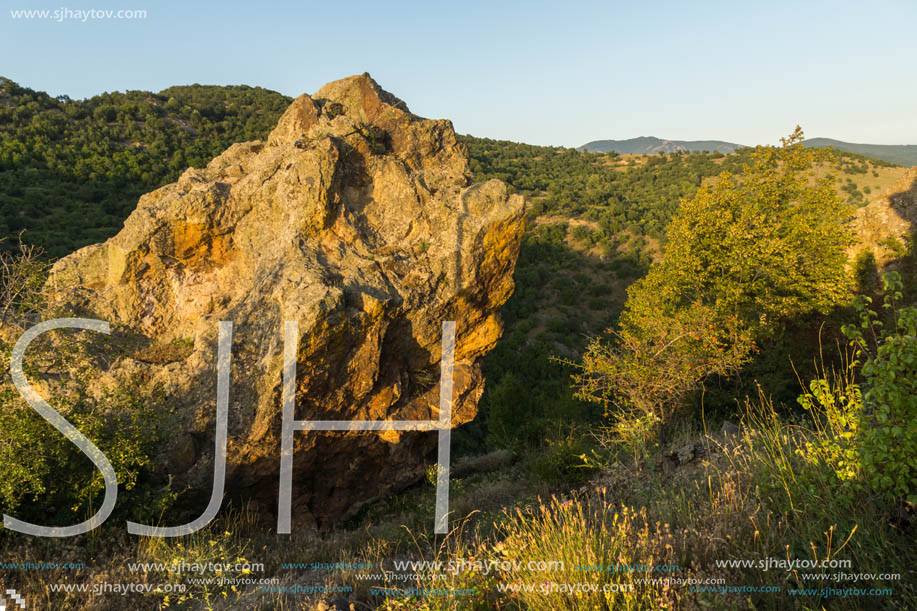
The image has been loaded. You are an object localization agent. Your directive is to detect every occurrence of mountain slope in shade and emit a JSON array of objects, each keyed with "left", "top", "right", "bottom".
[
  {"left": 803, "top": 138, "right": 917, "bottom": 167},
  {"left": 578, "top": 136, "right": 744, "bottom": 154}
]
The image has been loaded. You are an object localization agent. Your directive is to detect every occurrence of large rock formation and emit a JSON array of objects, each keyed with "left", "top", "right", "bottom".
[
  {"left": 852, "top": 167, "right": 917, "bottom": 264},
  {"left": 47, "top": 74, "right": 525, "bottom": 528}
]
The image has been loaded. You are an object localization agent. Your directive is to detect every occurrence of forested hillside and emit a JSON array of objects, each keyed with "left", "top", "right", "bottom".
[
  {"left": 455, "top": 135, "right": 908, "bottom": 451},
  {"left": 458, "top": 138, "right": 749, "bottom": 447},
  {"left": 0, "top": 77, "right": 291, "bottom": 256},
  {"left": 579, "top": 135, "right": 743, "bottom": 154},
  {"left": 803, "top": 137, "right": 917, "bottom": 166},
  {"left": 0, "top": 78, "right": 907, "bottom": 450}
]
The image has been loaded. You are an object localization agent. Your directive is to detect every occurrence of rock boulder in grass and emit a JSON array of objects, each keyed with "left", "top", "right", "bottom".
[{"left": 46, "top": 73, "right": 526, "bottom": 528}]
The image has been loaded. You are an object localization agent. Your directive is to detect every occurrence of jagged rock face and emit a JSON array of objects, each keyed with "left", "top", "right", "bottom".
[
  {"left": 853, "top": 167, "right": 917, "bottom": 264},
  {"left": 47, "top": 74, "right": 525, "bottom": 528}
]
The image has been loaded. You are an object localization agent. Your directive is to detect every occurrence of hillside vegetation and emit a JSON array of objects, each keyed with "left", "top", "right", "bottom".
[
  {"left": 0, "top": 81, "right": 915, "bottom": 610},
  {"left": 0, "top": 77, "right": 291, "bottom": 256},
  {"left": 456, "top": 134, "right": 907, "bottom": 454},
  {"left": 803, "top": 137, "right": 917, "bottom": 167}
]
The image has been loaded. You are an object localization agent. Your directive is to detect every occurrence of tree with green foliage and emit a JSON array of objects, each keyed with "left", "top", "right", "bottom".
[{"left": 574, "top": 128, "right": 855, "bottom": 442}]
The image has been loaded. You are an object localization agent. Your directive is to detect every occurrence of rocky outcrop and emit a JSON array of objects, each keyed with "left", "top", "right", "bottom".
[
  {"left": 47, "top": 73, "right": 525, "bottom": 528},
  {"left": 852, "top": 168, "right": 917, "bottom": 264}
]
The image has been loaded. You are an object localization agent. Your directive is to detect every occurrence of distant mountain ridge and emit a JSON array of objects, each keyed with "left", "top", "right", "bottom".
[
  {"left": 578, "top": 135, "right": 917, "bottom": 167},
  {"left": 578, "top": 136, "right": 744, "bottom": 155},
  {"left": 801, "top": 138, "right": 917, "bottom": 167}
]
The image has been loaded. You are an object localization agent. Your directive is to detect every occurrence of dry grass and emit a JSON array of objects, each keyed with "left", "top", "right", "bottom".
[{"left": 2, "top": 394, "right": 913, "bottom": 610}]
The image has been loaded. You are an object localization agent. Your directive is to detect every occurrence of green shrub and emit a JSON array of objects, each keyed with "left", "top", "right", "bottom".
[
  {"left": 845, "top": 273, "right": 917, "bottom": 502},
  {"left": 0, "top": 358, "right": 166, "bottom": 524},
  {"left": 853, "top": 249, "right": 880, "bottom": 294},
  {"left": 800, "top": 272, "right": 917, "bottom": 504},
  {"left": 528, "top": 434, "right": 595, "bottom": 486}
]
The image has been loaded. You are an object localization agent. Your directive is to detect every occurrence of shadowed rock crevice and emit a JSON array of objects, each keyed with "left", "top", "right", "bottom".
[{"left": 46, "top": 73, "right": 525, "bottom": 529}]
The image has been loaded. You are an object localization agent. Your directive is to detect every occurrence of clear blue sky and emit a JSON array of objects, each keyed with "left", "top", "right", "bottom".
[{"left": 2, "top": 0, "right": 915, "bottom": 147}]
